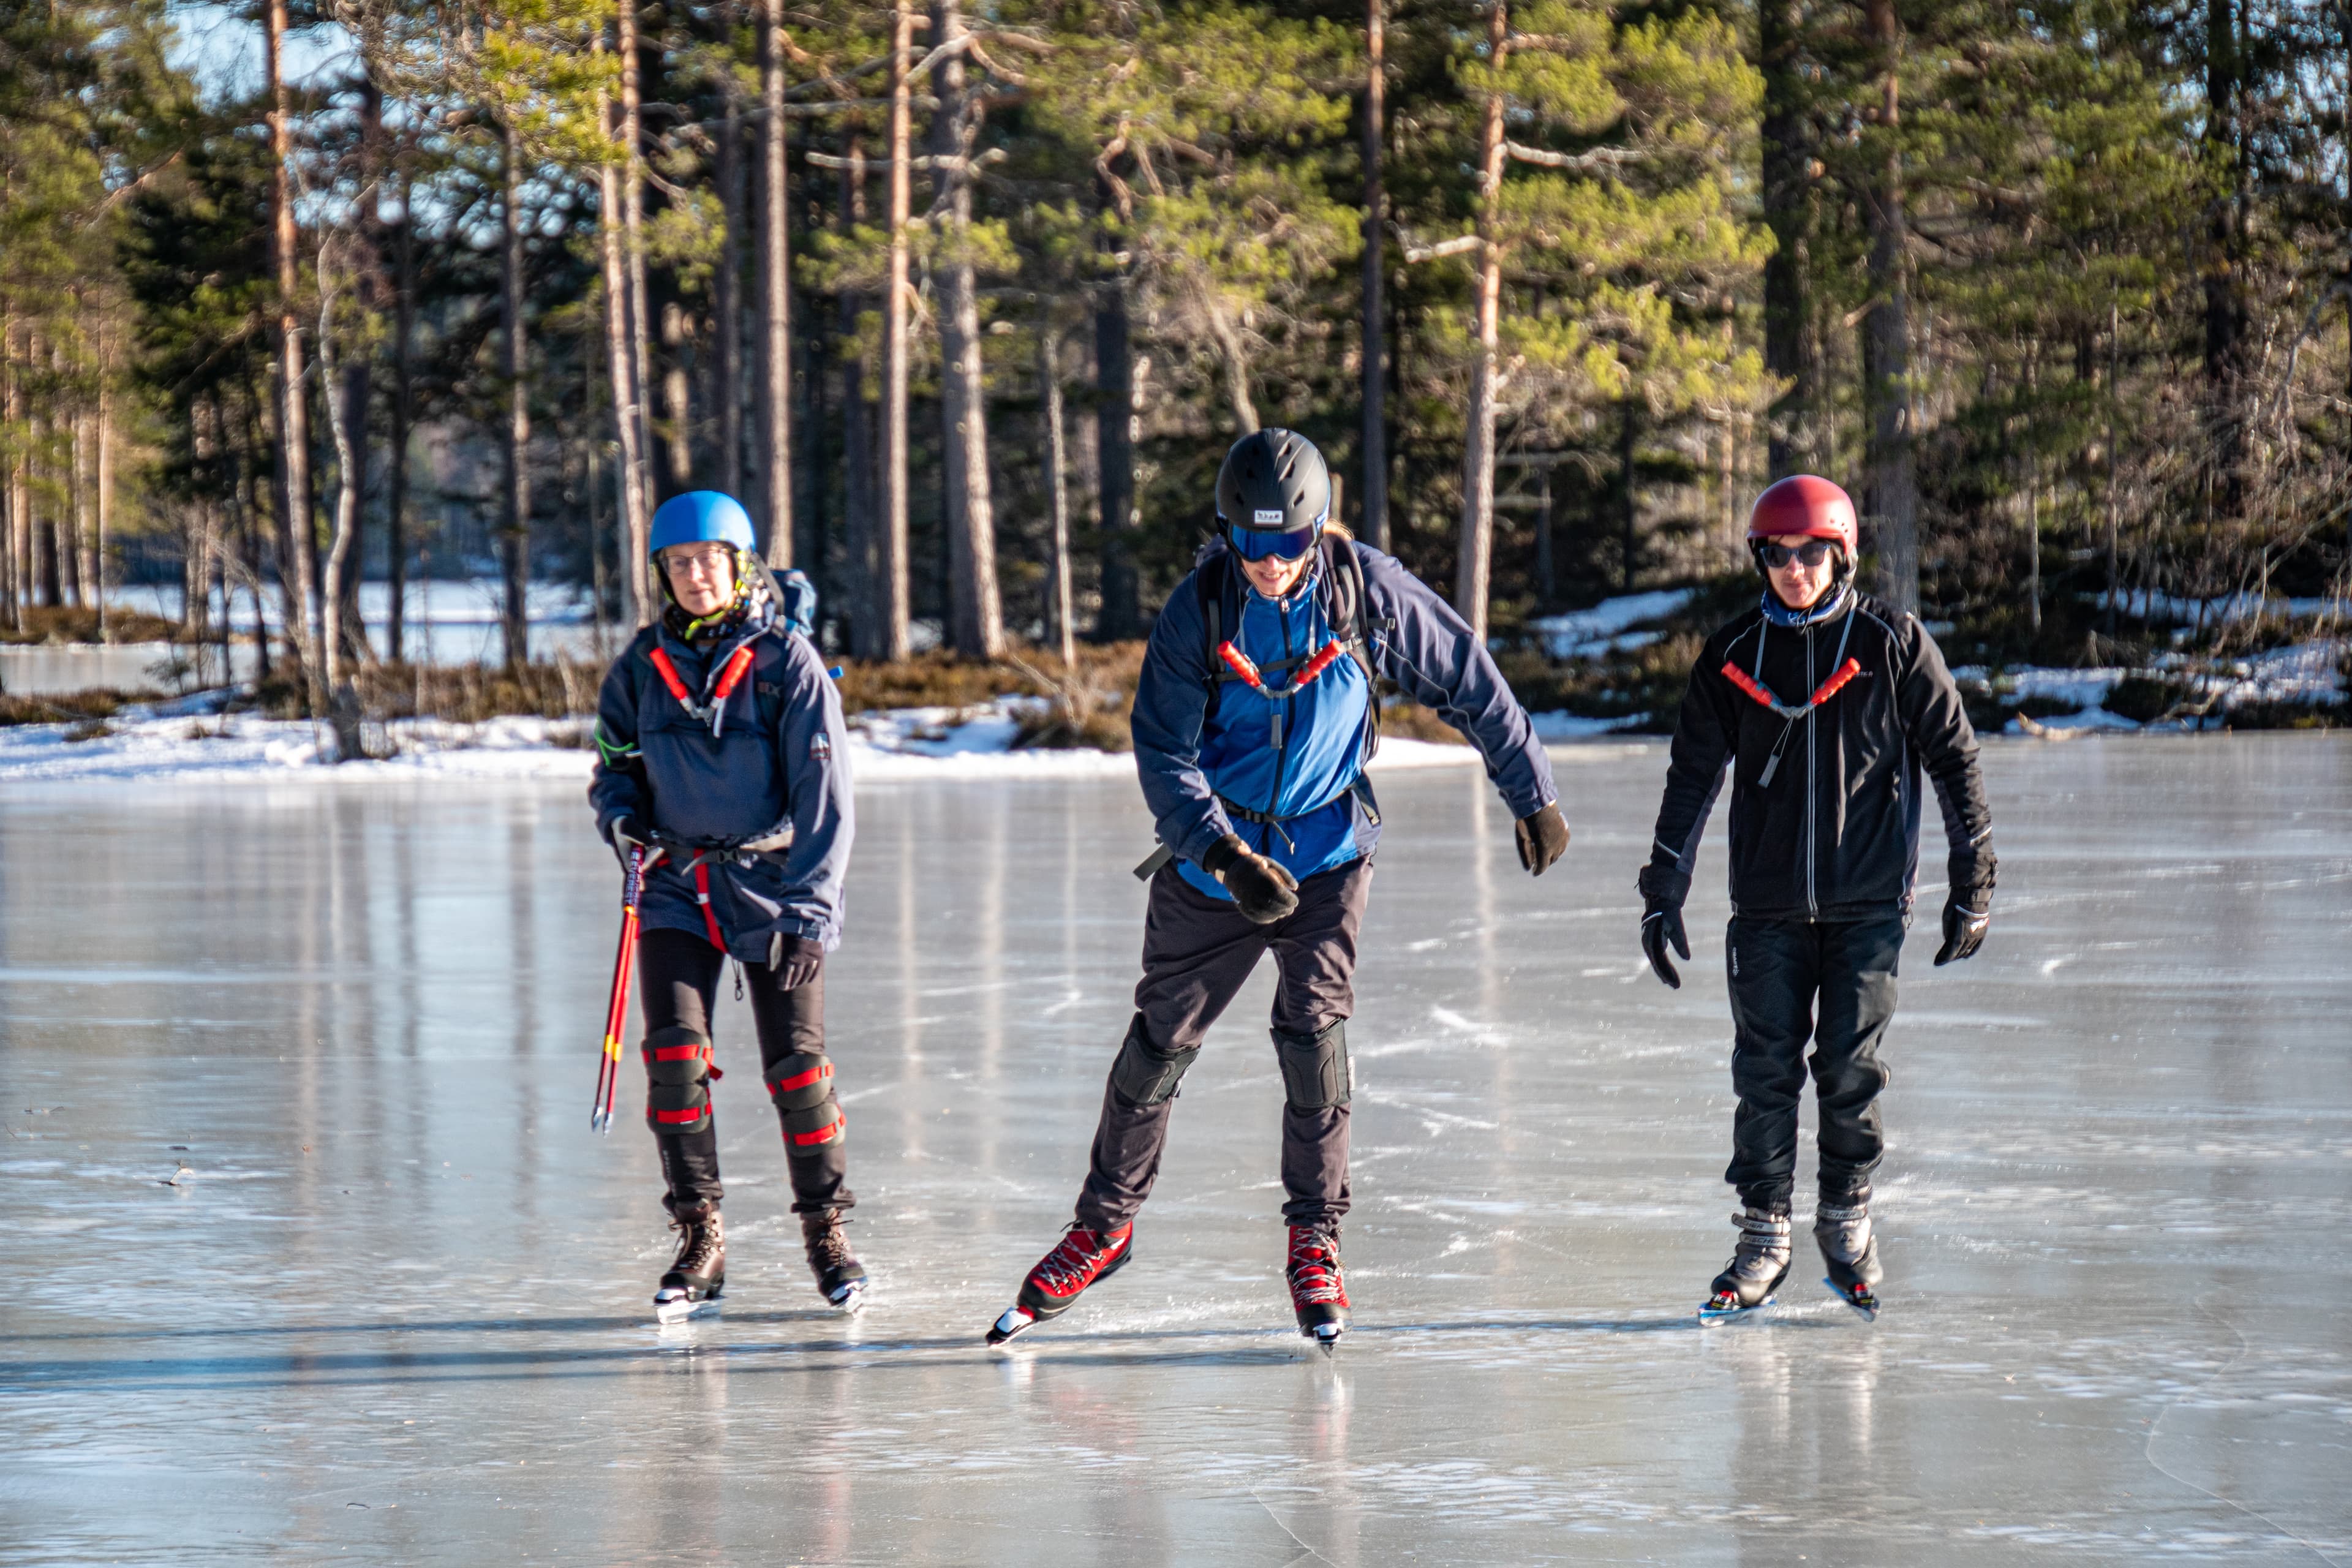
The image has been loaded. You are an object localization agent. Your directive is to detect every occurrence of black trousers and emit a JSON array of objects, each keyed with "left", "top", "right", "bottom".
[
  {"left": 1074, "top": 858, "right": 1372, "bottom": 1234},
  {"left": 1723, "top": 913, "right": 1905, "bottom": 1212},
  {"left": 639, "top": 927, "right": 851, "bottom": 1215}
]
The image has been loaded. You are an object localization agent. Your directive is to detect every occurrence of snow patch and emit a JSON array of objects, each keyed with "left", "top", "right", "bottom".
[{"left": 1524, "top": 589, "right": 1697, "bottom": 659}]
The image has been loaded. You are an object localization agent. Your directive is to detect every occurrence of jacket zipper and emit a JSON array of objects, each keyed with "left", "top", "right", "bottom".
[
  {"left": 1804, "top": 620, "right": 1819, "bottom": 920},
  {"left": 1260, "top": 593, "right": 1299, "bottom": 855}
]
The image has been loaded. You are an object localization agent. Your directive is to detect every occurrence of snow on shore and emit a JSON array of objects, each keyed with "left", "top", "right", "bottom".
[{"left": 0, "top": 693, "right": 1529, "bottom": 787}]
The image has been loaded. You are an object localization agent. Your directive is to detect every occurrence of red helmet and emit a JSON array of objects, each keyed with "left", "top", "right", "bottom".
[{"left": 1746, "top": 475, "right": 1857, "bottom": 557}]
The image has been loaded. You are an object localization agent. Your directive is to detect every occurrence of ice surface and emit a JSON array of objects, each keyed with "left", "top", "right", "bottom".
[{"left": 2, "top": 738, "right": 2348, "bottom": 1564}]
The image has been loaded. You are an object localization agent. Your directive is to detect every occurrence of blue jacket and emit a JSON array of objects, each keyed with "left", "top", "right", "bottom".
[
  {"left": 1135, "top": 537, "right": 1559, "bottom": 899},
  {"left": 589, "top": 601, "right": 854, "bottom": 953}
]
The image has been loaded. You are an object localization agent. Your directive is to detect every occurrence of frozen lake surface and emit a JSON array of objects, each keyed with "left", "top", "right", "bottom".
[{"left": 2, "top": 737, "right": 2347, "bottom": 1564}]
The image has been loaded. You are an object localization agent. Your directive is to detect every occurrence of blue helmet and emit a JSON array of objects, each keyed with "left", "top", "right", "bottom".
[{"left": 650, "top": 491, "right": 758, "bottom": 559}]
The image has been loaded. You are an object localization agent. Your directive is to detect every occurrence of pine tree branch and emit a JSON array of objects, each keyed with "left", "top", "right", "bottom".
[{"left": 1504, "top": 141, "right": 1642, "bottom": 172}]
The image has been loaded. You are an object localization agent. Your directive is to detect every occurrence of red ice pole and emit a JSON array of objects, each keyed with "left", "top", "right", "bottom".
[{"left": 592, "top": 845, "right": 648, "bottom": 1134}]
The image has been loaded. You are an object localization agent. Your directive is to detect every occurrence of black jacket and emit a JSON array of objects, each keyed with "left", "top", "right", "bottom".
[{"left": 1640, "top": 590, "right": 1992, "bottom": 921}]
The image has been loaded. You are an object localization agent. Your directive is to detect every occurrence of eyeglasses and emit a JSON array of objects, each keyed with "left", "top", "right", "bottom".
[
  {"left": 662, "top": 544, "right": 736, "bottom": 577},
  {"left": 1227, "top": 521, "right": 1319, "bottom": 563},
  {"left": 1759, "top": 539, "right": 1836, "bottom": 570}
]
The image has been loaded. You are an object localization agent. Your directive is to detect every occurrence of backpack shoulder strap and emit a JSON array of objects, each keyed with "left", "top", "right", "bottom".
[
  {"left": 1196, "top": 551, "right": 1234, "bottom": 721},
  {"left": 1321, "top": 537, "right": 1386, "bottom": 761}
]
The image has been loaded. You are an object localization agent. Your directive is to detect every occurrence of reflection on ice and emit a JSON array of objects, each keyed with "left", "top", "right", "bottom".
[{"left": 0, "top": 737, "right": 2346, "bottom": 1562}]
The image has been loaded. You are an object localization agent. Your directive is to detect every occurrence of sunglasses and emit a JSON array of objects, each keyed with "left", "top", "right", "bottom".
[
  {"left": 1759, "top": 539, "right": 1836, "bottom": 570},
  {"left": 1227, "top": 521, "right": 1319, "bottom": 563}
]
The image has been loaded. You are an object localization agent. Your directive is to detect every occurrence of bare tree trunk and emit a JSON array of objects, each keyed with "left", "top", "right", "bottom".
[
  {"left": 757, "top": 0, "right": 794, "bottom": 566},
  {"left": 2202, "top": 0, "right": 2248, "bottom": 518},
  {"left": 2105, "top": 303, "right": 2121, "bottom": 637},
  {"left": 341, "top": 48, "right": 385, "bottom": 666},
  {"left": 838, "top": 140, "right": 876, "bottom": 646},
  {"left": 1760, "top": 0, "right": 1816, "bottom": 476},
  {"left": 1862, "top": 0, "right": 1918, "bottom": 614},
  {"left": 597, "top": 40, "right": 652, "bottom": 625},
  {"left": 929, "top": 0, "right": 1003, "bottom": 657},
  {"left": 714, "top": 90, "right": 745, "bottom": 502},
  {"left": 67, "top": 401, "right": 89, "bottom": 608},
  {"left": 317, "top": 249, "right": 364, "bottom": 709},
  {"left": 620, "top": 0, "right": 657, "bottom": 527},
  {"left": 1619, "top": 400, "right": 1639, "bottom": 593},
  {"left": 0, "top": 317, "right": 15, "bottom": 633},
  {"left": 500, "top": 119, "right": 533, "bottom": 671},
  {"left": 388, "top": 164, "right": 415, "bottom": 662},
  {"left": 660, "top": 301, "right": 693, "bottom": 486},
  {"left": 267, "top": 0, "right": 320, "bottom": 704},
  {"left": 1456, "top": 0, "right": 1507, "bottom": 640},
  {"left": 872, "top": 0, "right": 914, "bottom": 662},
  {"left": 1360, "top": 0, "right": 1387, "bottom": 548},
  {"left": 1095, "top": 218, "right": 1139, "bottom": 639},
  {"left": 1042, "top": 324, "right": 1075, "bottom": 671},
  {"left": 95, "top": 380, "right": 111, "bottom": 639}
]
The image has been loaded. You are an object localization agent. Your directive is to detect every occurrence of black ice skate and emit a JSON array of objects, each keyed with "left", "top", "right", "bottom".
[
  {"left": 1286, "top": 1226, "right": 1350, "bottom": 1352},
  {"left": 654, "top": 1200, "right": 725, "bottom": 1324},
  {"left": 1815, "top": 1197, "right": 1883, "bottom": 1320},
  {"left": 986, "top": 1223, "right": 1133, "bottom": 1346},
  {"left": 1699, "top": 1208, "right": 1790, "bottom": 1322},
  {"left": 802, "top": 1208, "right": 867, "bottom": 1313}
]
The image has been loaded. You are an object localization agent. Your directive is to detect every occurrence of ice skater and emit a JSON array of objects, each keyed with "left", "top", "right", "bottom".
[
  {"left": 1637, "top": 475, "right": 1994, "bottom": 1319},
  {"left": 588, "top": 491, "right": 863, "bottom": 1322},
  {"left": 986, "top": 429, "right": 1570, "bottom": 1350}
]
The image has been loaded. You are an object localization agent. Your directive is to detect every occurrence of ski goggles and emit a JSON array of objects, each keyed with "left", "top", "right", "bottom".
[
  {"left": 1757, "top": 538, "right": 1838, "bottom": 570},
  {"left": 1226, "top": 519, "right": 1321, "bottom": 563}
]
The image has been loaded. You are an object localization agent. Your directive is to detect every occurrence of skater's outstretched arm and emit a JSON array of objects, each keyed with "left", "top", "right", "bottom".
[
  {"left": 1130, "top": 583, "right": 1240, "bottom": 867},
  {"left": 764, "top": 633, "right": 856, "bottom": 951},
  {"left": 1355, "top": 546, "right": 1556, "bottom": 819}
]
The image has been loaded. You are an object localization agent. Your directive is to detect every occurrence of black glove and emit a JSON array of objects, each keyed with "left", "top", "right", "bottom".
[
  {"left": 1641, "top": 897, "right": 1690, "bottom": 989},
  {"left": 1934, "top": 889, "right": 1991, "bottom": 966},
  {"left": 606, "top": 816, "right": 662, "bottom": 872},
  {"left": 1200, "top": 832, "right": 1300, "bottom": 925},
  {"left": 1513, "top": 801, "right": 1570, "bottom": 876},
  {"left": 769, "top": 934, "right": 824, "bottom": 990},
  {"left": 1934, "top": 848, "right": 1995, "bottom": 967}
]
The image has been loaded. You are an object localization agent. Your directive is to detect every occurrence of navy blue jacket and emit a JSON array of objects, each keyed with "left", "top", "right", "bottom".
[
  {"left": 1136, "top": 537, "right": 1559, "bottom": 898},
  {"left": 589, "top": 602, "right": 853, "bottom": 953}
]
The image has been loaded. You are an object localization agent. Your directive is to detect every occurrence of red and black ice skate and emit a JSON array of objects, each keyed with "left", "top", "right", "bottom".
[
  {"left": 1287, "top": 1226, "right": 1350, "bottom": 1351},
  {"left": 985, "top": 1223, "right": 1133, "bottom": 1346}
]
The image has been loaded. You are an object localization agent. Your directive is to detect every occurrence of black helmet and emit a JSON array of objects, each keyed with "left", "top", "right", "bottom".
[{"left": 1216, "top": 429, "right": 1330, "bottom": 560}]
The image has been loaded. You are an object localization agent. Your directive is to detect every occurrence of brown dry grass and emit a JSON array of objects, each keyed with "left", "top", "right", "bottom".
[{"left": 2, "top": 605, "right": 186, "bottom": 646}]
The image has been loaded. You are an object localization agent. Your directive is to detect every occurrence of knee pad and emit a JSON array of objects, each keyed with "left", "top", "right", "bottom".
[
  {"left": 764, "top": 1052, "right": 834, "bottom": 1112},
  {"left": 1109, "top": 1014, "right": 1200, "bottom": 1107},
  {"left": 782, "top": 1100, "right": 845, "bottom": 1152},
  {"left": 643, "top": 1026, "right": 714, "bottom": 1136},
  {"left": 1273, "top": 1020, "right": 1350, "bottom": 1110}
]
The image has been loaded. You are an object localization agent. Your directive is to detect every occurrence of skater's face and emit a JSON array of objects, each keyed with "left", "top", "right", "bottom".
[
  {"left": 1240, "top": 550, "right": 1311, "bottom": 600},
  {"left": 1765, "top": 540, "right": 1836, "bottom": 610},
  {"left": 661, "top": 543, "right": 737, "bottom": 617}
]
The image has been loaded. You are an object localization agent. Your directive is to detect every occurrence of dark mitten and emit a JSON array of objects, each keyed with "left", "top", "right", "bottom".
[
  {"left": 1641, "top": 898, "right": 1690, "bottom": 989},
  {"left": 1513, "top": 801, "right": 1570, "bottom": 876},
  {"left": 1934, "top": 849, "right": 1996, "bottom": 967},
  {"left": 1201, "top": 833, "right": 1300, "bottom": 925},
  {"left": 769, "top": 934, "right": 824, "bottom": 990}
]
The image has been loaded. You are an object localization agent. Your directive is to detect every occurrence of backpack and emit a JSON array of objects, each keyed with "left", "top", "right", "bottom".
[{"left": 1194, "top": 533, "right": 1390, "bottom": 760}]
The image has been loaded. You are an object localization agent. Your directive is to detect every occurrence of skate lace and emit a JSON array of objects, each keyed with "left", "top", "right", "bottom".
[
  {"left": 1034, "top": 1227, "right": 1120, "bottom": 1292},
  {"left": 1286, "top": 1232, "right": 1346, "bottom": 1306},
  {"left": 805, "top": 1218, "right": 856, "bottom": 1272},
  {"left": 671, "top": 1215, "right": 722, "bottom": 1276}
]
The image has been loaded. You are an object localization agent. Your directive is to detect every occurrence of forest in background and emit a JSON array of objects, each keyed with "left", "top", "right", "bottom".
[{"left": 0, "top": 0, "right": 2345, "bottom": 726}]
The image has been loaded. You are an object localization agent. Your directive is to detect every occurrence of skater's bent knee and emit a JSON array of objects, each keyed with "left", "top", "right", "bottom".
[
  {"left": 1109, "top": 1014, "right": 1200, "bottom": 1107},
  {"left": 782, "top": 1100, "right": 845, "bottom": 1150},
  {"left": 643, "top": 1026, "right": 714, "bottom": 1134},
  {"left": 764, "top": 1051, "right": 835, "bottom": 1111},
  {"left": 1273, "top": 1020, "right": 1351, "bottom": 1110}
]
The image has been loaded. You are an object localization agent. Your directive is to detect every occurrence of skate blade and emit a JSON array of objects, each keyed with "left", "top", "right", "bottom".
[
  {"left": 826, "top": 1280, "right": 867, "bottom": 1315},
  {"left": 985, "top": 1306, "right": 1036, "bottom": 1348},
  {"left": 1303, "top": 1324, "right": 1344, "bottom": 1355},
  {"left": 1697, "top": 1294, "right": 1774, "bottom": 1324},
  {"left": 654, "top": 1296, "right": 722, "bottom": 1325},
  {"left": 1824, "top": 1278, "right": 1880, "bottom": 1321}
]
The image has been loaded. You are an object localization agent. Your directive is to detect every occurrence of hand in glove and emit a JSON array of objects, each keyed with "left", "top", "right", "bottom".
[
  {"left": 607, "top": 816, "right": 665, "bottom": 872},
  {"left": 1641, "top": 897, "right": 1691, "bottom": 989},
  {"left": 1933, "top": 889, "right": 1991, "bottom": 966},
  {"left": 1200, "top": 832, "right": 1300, "bottom": 925},
  {"left": 1513, "top": 801, "right": 1570, "bottom": 877},
  {"left": 768, "top": 934, "right": 824, "bottom": 990}
]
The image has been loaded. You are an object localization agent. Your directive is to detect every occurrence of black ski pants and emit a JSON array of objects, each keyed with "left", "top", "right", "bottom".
[
  {"left": 639, "top": 927, "right": 851, "bottom": 1216},
  {"left": 1723, "top": 913, "right": 1905, "bottom": 1213},
  {"left": 1075, "top": 858, "right": 1373, "bottom": 1235}
]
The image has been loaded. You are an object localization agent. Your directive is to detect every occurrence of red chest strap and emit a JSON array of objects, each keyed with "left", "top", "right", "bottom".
[{"left": 1722, "top": 655, "right": 1863, "bottom": 718}]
